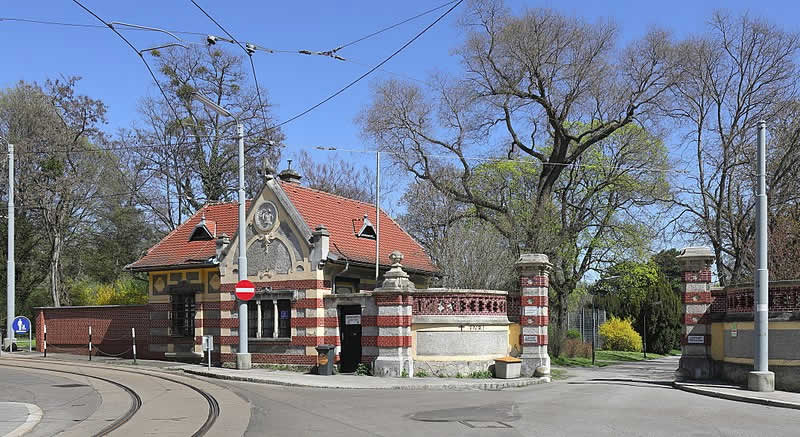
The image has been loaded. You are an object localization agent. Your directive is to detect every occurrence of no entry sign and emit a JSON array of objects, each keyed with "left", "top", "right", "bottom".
[{"left": 235, "top": 279, "right": 255, "bottom": 301}]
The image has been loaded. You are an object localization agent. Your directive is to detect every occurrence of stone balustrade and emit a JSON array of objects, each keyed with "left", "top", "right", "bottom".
[{"left": 412, "top": 289, "right": 508, "bottom": 317}]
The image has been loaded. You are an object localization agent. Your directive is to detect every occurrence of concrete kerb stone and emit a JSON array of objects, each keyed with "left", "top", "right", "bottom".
[
  {"left": 179, "top": 366, "right": 548, "bottom": 391},
  {"left": 673, "top": 382, "right": 800, "bottom": 410}
]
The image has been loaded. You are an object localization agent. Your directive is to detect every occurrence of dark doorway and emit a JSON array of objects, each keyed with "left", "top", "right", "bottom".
[{"left": 338, "top": 305, "right": 362, "bottom": 373}]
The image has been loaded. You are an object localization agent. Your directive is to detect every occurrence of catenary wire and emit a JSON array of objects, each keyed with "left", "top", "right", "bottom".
[
  {"left": 70, "top": 1, "right": 186, "bottom": 134},
  {"left": 261, "top": 0, "right": 465, "bottom": 131},
  {"left": 331, "top": 0, "right": 459, "bottom": 52},
  {"left": 189, "top": 0, "right": 275, "bottom": 142}
]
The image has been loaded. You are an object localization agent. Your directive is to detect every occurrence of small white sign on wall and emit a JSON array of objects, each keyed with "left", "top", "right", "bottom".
[
  {"left": 523, "top": 306, "right": 540, "bottom": 316},
  {"left": 523, "top": 335, "right": 539, "bottom": 344},
  {"left": 345, "top": 315, "right": 361, "bottom": 325},
  {"left": 687, "top": 335, "right": 705, "bottom": 344}
]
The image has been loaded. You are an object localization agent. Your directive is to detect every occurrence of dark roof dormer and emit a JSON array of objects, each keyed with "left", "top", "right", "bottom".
[{"left": 189, "top": 214, "right": 216, "bottom": 241}]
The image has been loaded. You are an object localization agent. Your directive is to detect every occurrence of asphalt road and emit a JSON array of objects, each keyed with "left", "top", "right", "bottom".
[
  {"left": 0, "top": 355, "right": 250, "bottom": 436},
  {"left": 225, "top": 357, "right": 800, "bottom": 437},
  {"left": 0, "top": 366, "right": 101, "bottom": 437}
]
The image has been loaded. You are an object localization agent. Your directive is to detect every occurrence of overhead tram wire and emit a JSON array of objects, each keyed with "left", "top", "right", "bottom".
[
  {"left": 189, "top": 0, "right": 273, "bottom": 142},
  {"left": 0, "top": 16, "right": 208, "bottom": 36},
  {"left": 256, "top": 0, "right": 466, "bottom": 133},
  {"left": 70, "top": 1, "right": 186, "bottom": 134},
  {"left": 329, "top": 0, "right": 459, "bottom": 53}
]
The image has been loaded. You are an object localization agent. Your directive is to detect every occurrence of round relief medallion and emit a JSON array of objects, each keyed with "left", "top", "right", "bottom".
[{"left": 255, "top": 202, "right": 278, "bottom": 232}]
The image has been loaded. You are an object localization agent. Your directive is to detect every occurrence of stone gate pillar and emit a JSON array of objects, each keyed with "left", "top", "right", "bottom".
[
  {"left": 676, "top": 246, "right": 715, "bottom": 380},
  {"left": 515, "top": 254, "right": 552, "bottom": 378},
  {"left": 372, "top": 251, "right": 414, "bottom": 377}
]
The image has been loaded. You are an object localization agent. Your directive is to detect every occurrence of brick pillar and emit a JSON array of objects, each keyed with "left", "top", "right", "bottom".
[
  {"left": 372, "top": 251, "right": 414, "bottom": 377},
  {"left": 515, "top": 253, "right": 552, "bottom": 378},
  {"left": 676, "top": 246, "right": 715, "bottom": 380},
  {"left": 35, "top": 309, "right": 45, "bottom": 352}
]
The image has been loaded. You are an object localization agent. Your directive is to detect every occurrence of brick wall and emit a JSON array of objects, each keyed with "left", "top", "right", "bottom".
[{"left": 35, "top": 305, "right": 153, "bottom": 359}]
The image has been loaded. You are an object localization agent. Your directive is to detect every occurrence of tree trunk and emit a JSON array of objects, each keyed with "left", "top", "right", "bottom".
[{"left": 49, "top": 233, "right": 63, "bottom": 307}]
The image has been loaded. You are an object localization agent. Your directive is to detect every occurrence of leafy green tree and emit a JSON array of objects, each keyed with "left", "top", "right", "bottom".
[
  {"left": 652, "top": 248, "right": 681, "bottom": 292},
  {"left": 640, "top": 275, "right": 681, "bottom": 354}
]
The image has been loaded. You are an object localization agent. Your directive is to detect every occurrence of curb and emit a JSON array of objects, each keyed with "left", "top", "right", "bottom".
[
  {"left": 181, "top": 368, "right": 548, "bottom": 391},
  {"left": 673, "top": 382, "right": 800, "bottom": 410}
]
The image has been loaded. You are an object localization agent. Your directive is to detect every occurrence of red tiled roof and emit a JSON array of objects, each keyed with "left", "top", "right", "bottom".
[
  {"left": 281, "top": 183, "right": 436, "bottom": 273},
  {"left": 128, "top": 183, "right": 437, "bottom": 274},
  {"left": 127, "top": 202, "right": 248, "bottom": 271}
]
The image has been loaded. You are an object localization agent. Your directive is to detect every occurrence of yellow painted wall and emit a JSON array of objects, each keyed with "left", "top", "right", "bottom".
[
  {"left": 508, "top": 323, "right": 521, "bottom": 356},
  {"left": 711, "top": 320, "right": 800, "bottom": 366}
]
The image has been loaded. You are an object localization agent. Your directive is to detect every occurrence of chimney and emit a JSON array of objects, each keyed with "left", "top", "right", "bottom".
[{"left": 278, "top": 159, "right": 302, "bottom": 184}]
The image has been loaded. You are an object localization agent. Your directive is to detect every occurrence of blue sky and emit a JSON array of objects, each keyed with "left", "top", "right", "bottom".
[{"left": 2, "top": 0, "right": 799, "bottom": 213}]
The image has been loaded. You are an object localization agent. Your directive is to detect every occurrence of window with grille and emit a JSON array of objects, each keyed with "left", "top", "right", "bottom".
[
  {"left": 171, "top": 294, "right": 195, "bottom": 337},
  {"left": 247, "top": 299, "right": 290, "bottom": 338}
]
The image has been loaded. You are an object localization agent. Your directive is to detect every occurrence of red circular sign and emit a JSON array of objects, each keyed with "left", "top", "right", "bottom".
[{"left": 235, "top": 279, "right": 255, "bottom": 301}]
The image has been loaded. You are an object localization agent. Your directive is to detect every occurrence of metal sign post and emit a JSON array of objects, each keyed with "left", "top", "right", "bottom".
[
  {"left": 132, "top": 328, "right": 137, "bottom": 365},
  {"left": 202, "top": 335, "right": 214, "bottom": 369},
  {"left": 11, "top": 316, "right": 31, "bottom": 352}
]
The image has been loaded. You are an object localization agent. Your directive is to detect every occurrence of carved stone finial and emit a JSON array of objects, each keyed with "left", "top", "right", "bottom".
[
  {"left": 376, "top": 250, "right": 415, "bottom": 292},
  {"left": 389, "top": 250, "right": 404, "bottom": 266}
]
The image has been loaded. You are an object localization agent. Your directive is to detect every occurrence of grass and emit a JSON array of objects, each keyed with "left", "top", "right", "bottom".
[
  {"left": 13, "top": 338, "right": 36, "bottom": 350},
  {"left": 551, "top": 350, "right": 671, "bottom": 368},
  {"left": 550, "top": 368, "right": 569, "bottom": 380}
]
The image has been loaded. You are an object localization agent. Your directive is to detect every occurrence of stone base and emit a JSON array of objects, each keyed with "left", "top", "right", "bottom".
[
  {"left": 236, "top": 353, "right": 252, "bottom": 370},
  {"left": 413, "top": 359, "right": 494, "bottom": 377},
  {"left": 676, "top": 356, "right": 713, "bottom": 381},
  {"left": 747, "top": 371, "right": 775, "bottom": 392},
  {"left": 374, "top": 356, "right": 413, "bottom": 377},
  {"left": 521, "top": 353, "right": 549, "bottom": 377},
  {"left": 2, "top": 338, "right": 14, "bottom": 351}
]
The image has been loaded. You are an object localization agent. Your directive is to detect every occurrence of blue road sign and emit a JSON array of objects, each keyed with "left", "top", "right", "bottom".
[{"left": 12, "top": 316, "right": 31, "bottom": 334}]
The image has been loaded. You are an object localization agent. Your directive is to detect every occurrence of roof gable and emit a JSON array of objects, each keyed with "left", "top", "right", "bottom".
[{"left": 278, "top": 183, "right": 436, "bottom": 273}]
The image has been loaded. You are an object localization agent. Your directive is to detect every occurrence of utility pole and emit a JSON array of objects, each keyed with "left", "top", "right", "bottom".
[
  {"left": 375, "top": 151, "right": 380, "bottom": 282},
  {"left": 4, "top": 141, "right": 14, "bottom": 351},
  {"left": 236, "top": 122, "right": 250, "bottom": 366},
  {"left": 191, "top": 92, "right": 250, "bottom": 369},
  {"left": 749, "top": 120, "right": 774, "bottom": 391}
]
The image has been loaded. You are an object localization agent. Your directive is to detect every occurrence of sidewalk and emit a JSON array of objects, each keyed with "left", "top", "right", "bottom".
[
  {"left": 3, "top": 351, "right": 547, "bottom": 391},
  {"left": 673, "top": 381, "right": 800, "bottom": 410},
  {"left": 177, "top": 364, "right": 549, "bottom": 390}
]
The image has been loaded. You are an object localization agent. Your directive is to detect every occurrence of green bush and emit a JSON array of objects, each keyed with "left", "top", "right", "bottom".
[
  {"left": 355, "top": 363, "right": 371, "bottom": 376},
  {"left": 414, "top": 369, "right": 429, "bottom": 377},
  {"left": 566, "top": 329, "right": 581, "bottom": 340},
  {"left": 599, "top": 317, "right": 642, "bottom": 352}
]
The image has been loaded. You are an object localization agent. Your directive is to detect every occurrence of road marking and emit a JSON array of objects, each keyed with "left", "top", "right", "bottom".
[{"left": 4, "top": 402, "right": 43, "bottom": 437}]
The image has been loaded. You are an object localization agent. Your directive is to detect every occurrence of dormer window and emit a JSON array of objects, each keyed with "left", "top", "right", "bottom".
[
  {"left": 355, "top": 215, "right": 377, "bottom": 240},
  {"left": 189, "top": 214, "right": 216, "bottom": 241}
]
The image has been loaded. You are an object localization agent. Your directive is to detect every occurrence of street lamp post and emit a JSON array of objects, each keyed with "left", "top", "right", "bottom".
[
  {"left": 192, "top": 93, "right": 250, "bottom": 369},
  {"left": 3, "top": 137, "right": 13, "bottom": 352}
]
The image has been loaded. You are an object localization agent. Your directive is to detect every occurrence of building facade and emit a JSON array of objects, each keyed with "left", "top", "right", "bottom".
[{"left": 126, "top": 171, "right": 437, "bottom": 369}]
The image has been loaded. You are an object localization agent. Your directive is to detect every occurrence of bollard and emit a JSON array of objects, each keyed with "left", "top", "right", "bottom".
[
  {"left": 132, "top": 327, "right": 137, "bottom": 365},
  {"left": 88, "top": 325, "right": 92, "bottom": 361},
  {"left": 43, "top": 325, "right": 47, "bottom": 358}
]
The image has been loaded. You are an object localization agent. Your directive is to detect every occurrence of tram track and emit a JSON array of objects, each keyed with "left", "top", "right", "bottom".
[{"left": 1, "top": 356, "right": 220, "bottom": 436}]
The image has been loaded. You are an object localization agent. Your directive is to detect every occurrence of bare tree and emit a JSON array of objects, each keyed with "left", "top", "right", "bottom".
[
  {"left": 296, "top": 150, "right": 374, "bottom": 203},
  {"left": 359, "top": 1, "right": 676, "bottom": 337},
  {"left": 672, "top": 12, "right": 800, "bottom": 285},
  {"left": 125, "top": 46, "right": 285, "bottom": 231}
]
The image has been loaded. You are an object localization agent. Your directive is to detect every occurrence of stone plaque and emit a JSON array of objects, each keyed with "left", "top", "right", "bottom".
[
  {"left": 523, "top": 335, "right": 539, "bottom": 344},
  {"left": 523, "top": 306, "right": 539, "bottom": 316},
  {"left": 255, "top": 202, "right": 277, "bottom": 232},
  {"left": 687, "top": 335, "right": 705, "bottom": 344}
]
